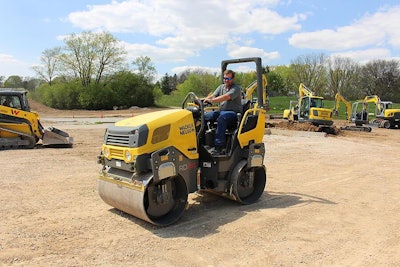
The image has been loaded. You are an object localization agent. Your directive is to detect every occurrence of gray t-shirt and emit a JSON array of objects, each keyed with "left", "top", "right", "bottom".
[{"left": 212, "top": 83, "right": 242, "bottom": 113}]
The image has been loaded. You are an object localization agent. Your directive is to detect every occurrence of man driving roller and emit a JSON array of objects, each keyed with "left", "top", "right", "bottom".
[{"left": 203, "top": 69, "right": 242, "bottom": 154}]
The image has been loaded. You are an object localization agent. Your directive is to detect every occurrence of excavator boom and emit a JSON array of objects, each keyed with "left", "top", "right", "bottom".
[
  {"left": 298, "top": 83, "right": 314, "bottom": 98},
  {"left": 334, "top": 92, "right": 352, "bottom": 122},
  {"left": 243, "top": 74, "right": 268, "bottom": 109}
]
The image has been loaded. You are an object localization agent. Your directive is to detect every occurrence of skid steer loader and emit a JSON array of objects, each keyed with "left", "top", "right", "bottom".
[
  {"left": 0, "top": 90, "right": 73, "bottom": 149},
  {"left": 97, "top": 57, "right": 267, "bottom": 226}
]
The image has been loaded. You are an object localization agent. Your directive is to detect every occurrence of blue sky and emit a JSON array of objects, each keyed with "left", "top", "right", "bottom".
[{"left": 1, "top": 0, "right": 399, "bottom": 80}]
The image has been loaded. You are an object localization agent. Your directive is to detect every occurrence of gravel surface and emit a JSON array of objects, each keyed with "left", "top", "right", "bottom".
[{"left": 1, "top": 102, "right": 399, "bottom": 266}]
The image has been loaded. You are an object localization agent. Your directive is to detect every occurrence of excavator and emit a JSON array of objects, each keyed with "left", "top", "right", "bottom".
[
  {"left": 353, "top": 95, "right": 400, "bottom": 129},
  {"left": 283, "top": 83, "right": 333, "bottom": 132},
  {"left": 243, "top": 73, "right": 268, "bottom": 110},
  {"left": 0, "top": 90, "right": 73, "bottom": 149},
  {"left": 333, "top": 92, "right": 372, "bottom": 132},
  {"left": 97, "top": 57, "right": 267, "bottom": 226}
]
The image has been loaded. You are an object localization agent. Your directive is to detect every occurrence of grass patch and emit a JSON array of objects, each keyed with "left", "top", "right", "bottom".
[{"left": 156, "top": 94, "right": 399, "bottom": 121}]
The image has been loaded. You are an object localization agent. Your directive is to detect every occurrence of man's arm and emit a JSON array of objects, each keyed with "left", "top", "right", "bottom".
[
  {"left": 206, "top": 94, "right": 231, "bottom": 103},
  {"left": 203, "top": 86, "right": 231, "bottom": 103}
]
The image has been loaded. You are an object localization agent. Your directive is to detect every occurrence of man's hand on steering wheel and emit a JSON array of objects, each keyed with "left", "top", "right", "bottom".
[{"left": 201, "top": 98, "right": 212, "bottom": 106}]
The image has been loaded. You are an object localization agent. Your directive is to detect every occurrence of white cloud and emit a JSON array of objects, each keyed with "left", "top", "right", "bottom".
[
  {"left": 330, "top": 48, "right": 392, "bottom": 63},
  {"left": 288, "top": 5, "right": 400, "bottom": 51},
  {"left": 122, "top": 42, "right": 194, "bottom": 63},
  {"left": 171, "top": 65, "right": 220, "bottom": 76},
  {"left": 0, "top": 54, "right": 35, "bottom": 78},
  {"left": 67, "top": 0, "right": 303, "bottom": 63},
  {"left": 227, "top": 44, "right": 280, "bottom": 62}
]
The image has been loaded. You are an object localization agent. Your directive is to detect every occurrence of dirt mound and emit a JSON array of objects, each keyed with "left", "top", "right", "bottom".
[
  {"left": 267, "top": 120, "right": 342, "bottom": 135},
  {"left": 29, "top": 99, "right": 61, "bottom": 115},
  {"left": 28, "top": 99, "right": 165, "bottom": 118}
]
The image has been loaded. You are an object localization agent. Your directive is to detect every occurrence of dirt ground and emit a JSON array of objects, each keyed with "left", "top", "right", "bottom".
[{"left": 1, "top": 102, "right": 400, "bottom": 266}]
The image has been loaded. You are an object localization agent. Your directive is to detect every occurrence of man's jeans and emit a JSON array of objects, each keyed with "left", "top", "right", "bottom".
[{"left": 204, "top": 110, "right": 237, "bottom": 147}]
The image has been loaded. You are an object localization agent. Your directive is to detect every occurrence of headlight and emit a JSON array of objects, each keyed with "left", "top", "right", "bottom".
[
  {"left": 125, "top": 150, "right": 132, "bottom": 161},
  {"left": 103, "top": 146, "right": 110, "bottom": 158},
  {"left": 313, "top": 110, "right": 318, "bottom": 116}
]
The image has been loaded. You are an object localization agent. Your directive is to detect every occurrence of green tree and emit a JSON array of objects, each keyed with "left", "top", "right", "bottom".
[
  {"left": 266, "top": 71, "right": 286, "bottom": 96},
  {"left": 152, "top": 83, "right": 163, "bottom": 103},
  {"left": 272, "top": 65, "right": 296, "bottom": 95},
  {"left": 107, "top": 71, "right": 154, "bottom": 108},
  {"left": 4, "top": 75, "right": 23, "bottom": 88},
  {"left": 22, "top": 77, "right": 42, "bottom": 91},
  {"left": 79, "top": 83, "right": 116, "bottom": 109},
  {"left": 160, "top": 73, "right": 171, "bottom": 95},
  {"left": 33, "top": 81, "right": 81, "bottom": 109},
  {"left": 358, "top": 59, "right": 400, "bottom": 101},
  {"left": 290, "top": 53, "right": 328, "bottom": 96},
  {"left": 132, "top": 56, "right": 156, "bottom": 83},
  {"left": 326, "top": 56, "right": 360, "bottom": 99},
  {"left": 176, "top": 73, "right": 219, "bottom": 98},
  {"left": 170, "top": 74, "right": 178, "bottom": 93},
  {"left": 32, "top": 47, "right": 62, "bottom": 85},
  {"left": 235, "top": 71, "right": 257, "bottom": 89},
  {"left": 59, "top": 31, "right": 127, "bottom": 87}
]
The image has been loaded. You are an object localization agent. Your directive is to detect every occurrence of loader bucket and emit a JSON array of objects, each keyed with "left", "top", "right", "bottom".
[{"left": 42, "top": 127, "right": 73, "bottom": 147}]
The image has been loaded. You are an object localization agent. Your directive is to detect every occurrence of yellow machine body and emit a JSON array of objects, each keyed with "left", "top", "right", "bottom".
[
  {"left": 353, "top": 95, "right": 400, "bottom": 129},
  {"left": 333, "top": 92, "right": 372, "bottom": 132},
  {"left": 284, "top": 83, "right": 333, "bottom": 127},
  {"left": 0, "top": 90, "right": 73, "bottom": 149},
  {"left": 98, "top": 57, "right": 268, "bottom": 226},
  {"left": 102, "top": 109, "right": 199, "bottom": 162}
]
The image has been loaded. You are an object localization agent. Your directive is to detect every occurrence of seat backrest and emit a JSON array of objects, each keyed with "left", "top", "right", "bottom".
[
  {"left": 241, "top": 99, "right": 251, "bottom": 115},
  {"left": 241, "top": 114, "right": 258, "bottom": 133}
]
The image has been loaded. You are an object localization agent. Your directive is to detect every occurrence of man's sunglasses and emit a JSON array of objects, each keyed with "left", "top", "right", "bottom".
[{"left": 223, "top": 77, "right": 233, "bottom": 81}]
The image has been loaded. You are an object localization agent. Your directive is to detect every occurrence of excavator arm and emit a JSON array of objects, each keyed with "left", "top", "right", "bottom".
[
  {"left": 243, "top": 74, "right": 268, "bottom": 109},
  {"left": 334, "top": 92, "right": 352, "bottom": 122},
  {"left": 298, "top": 83, "right": 314, "bottom": 98},
  {"left": 333, "top": 93, "right": 372, "bottom": 132}
]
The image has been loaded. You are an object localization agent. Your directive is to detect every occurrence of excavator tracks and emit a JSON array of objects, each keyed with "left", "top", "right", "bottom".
[
  {"left": 0, "top": 125, "right": 36, "bottom": 149},
  {"left": 340, "top": 125, "right": 372, "bottom": 132}
]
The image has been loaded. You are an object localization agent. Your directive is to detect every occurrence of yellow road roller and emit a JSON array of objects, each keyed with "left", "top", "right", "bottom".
[{"left": 97, "top": 57, "right": 267, "bottom": 226}]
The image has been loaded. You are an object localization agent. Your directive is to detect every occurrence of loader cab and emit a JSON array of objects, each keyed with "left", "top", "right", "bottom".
[{"left": 0, "top": 91, "right": 30, "bottom": 111}]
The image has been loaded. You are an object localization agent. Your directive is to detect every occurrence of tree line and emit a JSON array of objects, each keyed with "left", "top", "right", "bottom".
[
  {"left": 159, "top": 54, "right": 400, "bottom": 104},
  {"left": 1, "top": 31, "right": 399, "bottom": 109}
]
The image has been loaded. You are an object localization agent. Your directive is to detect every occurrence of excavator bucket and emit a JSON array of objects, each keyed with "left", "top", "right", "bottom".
[{"left": 42, "top": 127, "right": 73, "bottom": 147}]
